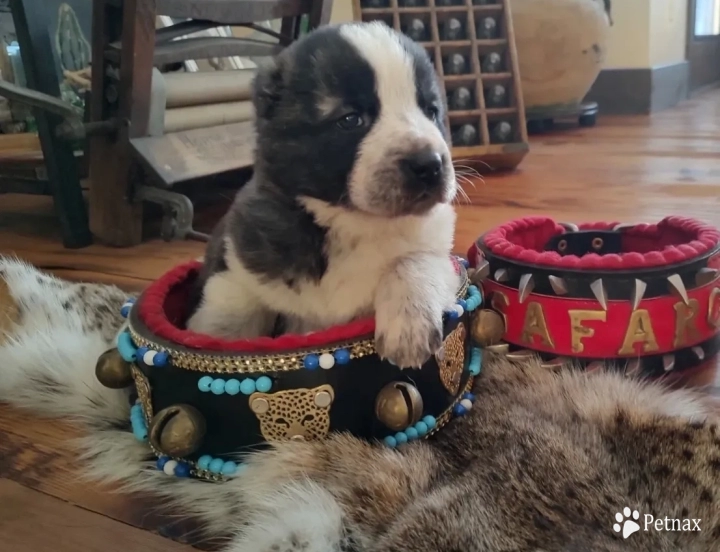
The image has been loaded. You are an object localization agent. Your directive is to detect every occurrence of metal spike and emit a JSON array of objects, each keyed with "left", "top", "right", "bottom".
[
  {"left": 485, "top": 343, "right": 509, "bottom": 354},
  {"left": 471, "top": 260, "right": 490, "bottom": 284},
  {"left": 667, "top": 274, "right": 689, "bottom": 306},
  {"left": 505, "top": 349, "right": 535, "bottom": 361},
  {"left": 631, "top": 279, "right": 647, "bottom": 311},
  {"left": 585, "top": 361, "right": 605, "bottom": 373},
  {"left": 691, "top": 346, "right": 705, "bottom": 361},
  {"left": 559, "top": 222, "right": 579, "bottom": 233},
  {"left": 662, "top": 354, "right": 675, "bottom": 372},
  {"left": 540, "top": 357, "right": 570, "bottom": 370},
  {"left": 590, "top": 279, "right": 608, "bottom": 311},
  {"left": 612, "top": 222, "right": 640, "bottom": 232},
  {"left": 548, "top": 275, "right": 568, "bottom": 295},
  {"left": 494, "top": 268, "right": 509, "bottom": 282},
  {"left": 625, "top": 358, "right": 642, "bottom": 378},
  {"left": 518, "top": 273, "right": 535, "bottom": 303},
  {"left": 695, "top": 267, "right": 719, "bottom": 288}
]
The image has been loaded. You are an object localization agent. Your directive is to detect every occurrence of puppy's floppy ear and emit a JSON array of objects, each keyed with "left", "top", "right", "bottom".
[{"left": 252, "top": 58, "right": 284, "bottom": 120}]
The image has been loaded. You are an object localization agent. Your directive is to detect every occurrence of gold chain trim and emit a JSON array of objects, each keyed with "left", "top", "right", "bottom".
[
  {"left": 426, "top": 376, "right": 475, "bottom": 439},
  {"left": 129, "top": 270, "right": 469, "bottom": 375}
]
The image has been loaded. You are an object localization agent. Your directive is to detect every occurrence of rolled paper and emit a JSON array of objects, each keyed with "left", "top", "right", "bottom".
[
  {"left": 473, "top": 0, "right": 496, "bottom": 4},
  {"left": 444, "top": 53, "right": 467, "bottom": 75},
  {"left": 476, "top": 17, "right": 498, "bottom": 40},
  {"left": 164, "top": 70, "right": 256, "bottom": 109},
  {"left": 442, "top": 18, "right": 465, "bottom": 41},
  {"left": 491, "top": 121, "right": 513, "bottom": 143},
  {"left": 164, "top": 101, "right": 255, "bottom": 134},
  {"left": 481, "top": 52, "right": 503, "bottom": 73},
  {"left": 484, "top": 84, "right": 507, "bottom": 108},
  {"left": 449, "top": 87, "right": 474, "bottom": 111},
  {"left": 404, "top": 18, "right": 428, "bottom": 42},
  {"left": 399, "top": 0, "right": 423, "bottom": 5},
  {"left": 452, "top": 124, "right": 479, "bottom": 146},
  {"left": 361, "top": 0, "right": 388, "bottom": 6}
]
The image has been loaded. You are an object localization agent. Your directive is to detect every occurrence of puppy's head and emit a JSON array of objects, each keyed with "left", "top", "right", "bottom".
[{"left": 253, "top": 22, "right": 455, "bottom": 217}]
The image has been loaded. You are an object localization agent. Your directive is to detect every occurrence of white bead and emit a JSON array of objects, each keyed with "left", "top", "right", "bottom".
[
  {"left": 163, "top": 460, "right": 178, "bottom": 475},
  {"left": 143, "top": 350, "right": 157, "bottom": 366},
  {"left": 460, "top": 399, "right": 473, "bottom": 411},
  {"left": 453, "top": 304, "right": 465, "bottom": 317},
  {"left": 319, "top": 353, "right": 335, "bottom": 369}
]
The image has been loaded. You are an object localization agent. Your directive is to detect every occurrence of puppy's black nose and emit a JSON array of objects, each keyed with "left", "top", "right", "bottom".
[{"left": 402, "top": 149, "right": 444, "bottom": 189}]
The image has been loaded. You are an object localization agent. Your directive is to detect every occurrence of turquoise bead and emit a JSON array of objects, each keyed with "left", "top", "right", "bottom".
[
  {"left": 198, "top": 376, "right": 213, "bottom": 392},
  {"left": 415, "top": 421, "right": 429, "bottom": 436},
  {"left": 210, "top": 378, "right": 226, "bottom": 395},
  {"left": 423, "top": 415, "right": 437, "bottom": 429},
  {"left": 384, "top": 435, "right": 398, "bottom": 448},
  {"left": 197, "top": 455, "right": 213, "bottom": 470},
  {"left": 405, "top": 427, "right": 419, "bottom": 441},
  {"left": 116, "top": 332, "right": 137, "bottom": 362},
  {"left": 225, "top": 379, "right": 241, "bottom": 395},
  {"left": 221, "top": 461, "right": 238, "bottom": 476},
  {"left": 468, "top": 285, "right": 478, "bottom": 295},
  {"left": 395, "top": 432, "right": 408, "bottom": 445},
  {"left": 255, "top": 376, "right": 272, "bottom": 393},
  {"left": 209, "top": 458, "right": 224, "bottom": 474},
  {"left": 469, "top": 347, "right": 482, "bottom": 375},
  {"left": 240, "top": 378, "right": 256, "bottom": 395}
]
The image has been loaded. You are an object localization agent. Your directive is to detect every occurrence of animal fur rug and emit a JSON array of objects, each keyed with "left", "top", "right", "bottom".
[{"left": 0, "top": 256, "right": 719, "bottom": 552}]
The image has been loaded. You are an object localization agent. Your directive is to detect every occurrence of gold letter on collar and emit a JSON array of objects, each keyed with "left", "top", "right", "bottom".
[
  {"left": 520, "top": 302, "right": 554, "bottom": 347},
  {"left": 673, "top": 299, "right": 700, "bottom": 348},
  {"left": 618, "top": 309, "right": 659, "bottom": 355},
  {"left": 569, "top": 310, "right": 607, "bottom": 353},
  {"left": 708, "top": 288, "right": 720, "bottom": 328}
]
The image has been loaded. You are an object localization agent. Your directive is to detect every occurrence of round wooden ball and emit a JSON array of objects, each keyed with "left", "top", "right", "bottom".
[
  {"left": 444, "top": 53, "right": 467, "bottom": 75},
  {"left": 449, "top": 87, "right": 474, "bottom": 111},
  {"left": 452, "top": 124, "right": 479, "bottom": 146},
  {"left": 492, "top": 121, "right": 514, "bottom": 143},
  {"left": 476, "top": 17, "right": 498, "bottom": 40},
  {"left": 481, "top": 52, "right": 503, "bottom": 73},
  {"left": 442, "top": 18, "right": 465, "bottom": 41},
  {"left": 485, "top": 84, "right": 507, "bottom": 108},
  {"left": 405, "top": 18, "right": 427, "bottom": 42}
]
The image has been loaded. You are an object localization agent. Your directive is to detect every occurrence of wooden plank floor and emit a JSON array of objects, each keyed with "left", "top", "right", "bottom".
[{"left": 1, "top": 90, "right": 720, "bottom": 551}]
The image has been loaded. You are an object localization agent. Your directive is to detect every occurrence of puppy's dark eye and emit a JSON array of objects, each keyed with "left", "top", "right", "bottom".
[
  {"left": 337, "top": 112, "right": 364, "bottom": 130},
  {"left": 425, "top": 105, "right": 440, "bottom": 122}
]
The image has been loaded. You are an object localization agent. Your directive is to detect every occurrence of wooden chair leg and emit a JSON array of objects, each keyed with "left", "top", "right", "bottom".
[
  {"left": 10, "top": 0, "right": 92, "bottom": 248},
  {"left": 307, "top": 0, "right": 333, "bottom": 31},
  {"left": 88, "top": 0, "right": 144, "bottom": 247}
]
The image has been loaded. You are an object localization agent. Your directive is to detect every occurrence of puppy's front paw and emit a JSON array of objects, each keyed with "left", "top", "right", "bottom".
[{"left": 375, "top": 305, "right": 443, "bottom": 368}]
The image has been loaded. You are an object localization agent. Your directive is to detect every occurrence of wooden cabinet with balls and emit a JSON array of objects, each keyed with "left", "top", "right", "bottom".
[{"left": 353, "top": 0, "right": 529, "bottom": 171}]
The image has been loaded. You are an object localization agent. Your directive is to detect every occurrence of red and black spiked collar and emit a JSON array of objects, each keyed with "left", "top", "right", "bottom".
[{"left": 468, "top": 216, "right": 720, "bottom": 376}]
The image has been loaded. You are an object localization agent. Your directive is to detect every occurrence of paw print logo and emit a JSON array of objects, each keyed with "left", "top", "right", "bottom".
[{"left": 613, "top": 507, "right": 641, "bottom": 539}]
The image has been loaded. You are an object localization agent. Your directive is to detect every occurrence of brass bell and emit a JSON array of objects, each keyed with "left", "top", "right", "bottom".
[
  {"left": 375, "top": 382, "right": 424, "bottom": 431},
  {"left": 148, "top": 404, "right": 206, "bottom": 458},
  {"left": 471, "top": 309, "right": 506, "bottom": 347},
  {"left": 95, "top": 349, "right": 133, "bottom": 389}
]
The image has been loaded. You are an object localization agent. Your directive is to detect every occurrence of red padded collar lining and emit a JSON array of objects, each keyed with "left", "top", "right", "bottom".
[
  {"left": 136, "top": 261, "right": 375, "bottom": 353},
  {"left": 472, "top": 216, "right": 720, "bottom": 270}
]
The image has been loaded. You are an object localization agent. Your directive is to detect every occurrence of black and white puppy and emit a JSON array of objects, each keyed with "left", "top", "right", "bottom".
[{"left": 188, "top": 22, "right": 459, "bottom": 368}]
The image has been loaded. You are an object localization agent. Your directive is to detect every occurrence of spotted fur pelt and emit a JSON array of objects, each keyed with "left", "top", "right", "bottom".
[{"left": 0, "top": 255, "right": 719, "bottom": 552}]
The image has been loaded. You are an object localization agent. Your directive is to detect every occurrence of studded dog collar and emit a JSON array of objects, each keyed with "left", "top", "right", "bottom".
[
  {"left": 468, "top": 216, "right": 720, "bottom": 376},
  {"left": 96, "top": 258, "right": 483, "bottom": 482}
]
